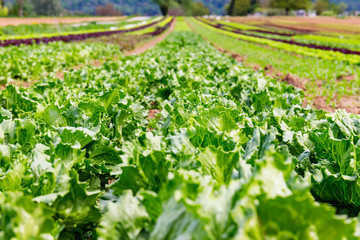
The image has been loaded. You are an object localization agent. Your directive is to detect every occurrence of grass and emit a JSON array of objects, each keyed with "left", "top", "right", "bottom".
[
  {"left": 174, "top": 17, "right": 192, "bottom": 31},
  {"left": 127, "top": 17, "right": 171, "bottom": 35}
]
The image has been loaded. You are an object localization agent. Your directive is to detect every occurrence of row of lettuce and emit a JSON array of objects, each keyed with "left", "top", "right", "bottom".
[
  {"left": 0, "top": 17, "right": 161, "bottom": 40},
  {"left": 0, "top": 17, "right": 168, "bottom": 47},
  {"left": 0, "top": 17, "right": 130, "bottom": 37},
  {"left": 199, "top": 17, "right": 360, "bottom": 65},
  {"left": 0, "top": 18, "right": 174, "bottom": 84},
  {"left": 1, "top": 30, "right": 360, "bottom": 239},
  {"left": 214, "top": 18, "right": 360, "bottom": 52}
]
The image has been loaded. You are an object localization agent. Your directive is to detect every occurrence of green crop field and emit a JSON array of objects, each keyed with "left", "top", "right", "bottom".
[{"left": 0, "top": 16, "right": 360, "bottom": 239}]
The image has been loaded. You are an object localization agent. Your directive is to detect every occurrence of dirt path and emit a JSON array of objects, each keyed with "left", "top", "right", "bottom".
[
  {"left": 125, "top": 19, "right": 177, "bottom": 56},
  {"left": 0, "top": 17, "right": 125, "bottom": 27}
]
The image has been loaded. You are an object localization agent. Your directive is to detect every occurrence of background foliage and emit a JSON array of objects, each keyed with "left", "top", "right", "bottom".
[{"left": 2, "top": 0, "right": 359, "bottom": 16}]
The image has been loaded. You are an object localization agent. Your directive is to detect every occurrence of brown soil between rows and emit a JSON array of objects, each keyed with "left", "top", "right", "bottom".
[
  {"left": 148, "top": 109, "right": 162, "bottom": 119},
  {"left": 0, "top": 17, "right": 124, "bottom": 27},
  {"left": 0, "top": 80, "right": 33, "bottom": 90}
]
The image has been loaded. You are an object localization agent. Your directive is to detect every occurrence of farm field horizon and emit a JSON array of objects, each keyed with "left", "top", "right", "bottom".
[
  {"left": 0, "top": 16, "right": 125, "bottom": 26},
  {"left": 1, "top": 15, "right": 360, "bottom": 239}
]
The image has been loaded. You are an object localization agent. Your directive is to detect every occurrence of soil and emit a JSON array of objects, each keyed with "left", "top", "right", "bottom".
[
  {"left": 148, "top": 109, "right": 162, "bottom": 119},
  {"left": 125, "top": 18, "right": 177, "bottom": 56},
  {"left": 282, "top": 73, "right": 306, "bottom": 90},
  {"left": 311, "top": 95, "right": 335, "bottom": 112},
  {"left": 218, "top": 48, "right": 229, "bottom": 54},
  {"left": 0, "top": 17, "right": 124, "bottom": 27},
  {"left": 86, "top": 33, "right": 152, "bottom": 52},
  {"left": 108, "top": 179, "right": 115, "bottom": 185},
  {"left": 0, "top": 80, "right": 35, "bottom": 90},
  {"left": 264, "top": 64, "right": 274, "bottom": 76},
  {"left": 310, "top": 95, "right": 360, "bottom": 114},
  {"left": 55, "top": 71, "right": 64, "bottom": 79},
  {"left": 336, "top": 96, "right": 360, "bottom": 114},
  {"left": 337, "top": 74, "right": 357, "bottom": 82},
  {"left": 230, "top": 53, "right": 246, "bottom": 63}
]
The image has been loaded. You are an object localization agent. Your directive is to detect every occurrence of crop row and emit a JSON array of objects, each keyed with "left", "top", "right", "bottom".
[
  {"left": 188, "top": 17, "right": 360, "bottom": 105},
  {"left": 196, "top": 18, "right": 360, "bottom": 65},
  {"left": 0, "top": 41, "right": 120, "bottom": 83},
  {"left": 0, "top": 17, "right": 163, "bottom": 41},
  {"left": 206, "top": 18, "right": 296, "bottom": 37},
  {"left": 0, "top": 17, "right": 168, "bottom": 47},
  {"left": 0, "top": 18, "right": 173, "bottom": 84},
  {"left": 128, "top": 17, "right": 174, "bottom": 36},
  {"left": 199, "top": 18, "right": 360, "bottom": 56},
  {"left": 1, "top": 29, "right": 359, "bottom": 239},
  {"left": 0, "top": 17, "right": 133, "bottom": 37},
  {"left": 233, "top": 22, "right": 360, "bottom": 52},
  {"left": 246, "top": 30, "right": 360, "bottom": 52}
]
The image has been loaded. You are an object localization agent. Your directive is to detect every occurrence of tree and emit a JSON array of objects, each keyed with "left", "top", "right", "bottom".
[
  {"left": 153, "top": 0, "right": 196, "bottom": 16},
  {"left": 95, "top": 3, "right": 122, "bottom": 16},
  {"left": 0, "top": 0, "right": 8, "bottom": 16},
  {"left": 233, "top": 0, "right": 251, "bottom": 15},
  {"left": 313, "top": 0, "right": 329, "bottom": 15},
  {"left": 152, "top": 0, "right": 171, "bottom": 15},
  {"left": 227, "top": 0, "right": 259, "bottom": 16},
  {"left": 31, "top": 0, "right": 63, "bottom": 16},
  {"left": 9, "top": 0, "right": 34, "bottom": 16},
  {"left": 249, "top": 0, "right": 259, "bottom": 13},
  {"left": 227, "top": 0, "right": 252, "bottom": 16},
  {"left": 16, "top": 0, "right": 26, "bottom": 16},
  {"left": 227, "top": 0, "right": 236, "bottom": 15},
  {"left": 271, "top": 0, "right": 310, "bottom": 15},
  {"left": 178, "top": 0, "right": 193, "bottom": 15},
  {"left": 259, "top": 0, "right": 271, "bottom": 8},
  {"left": 337, "top": 2, "right": 348, "bottom": 14},
  {"left": 192, "top": 2, "right": 210, "bottom": 16},
  {"left": 0, "top": 4, "right": 8, "bottom": 16}
]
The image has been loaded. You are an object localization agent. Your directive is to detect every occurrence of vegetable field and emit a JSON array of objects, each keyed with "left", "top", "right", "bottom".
[
  {"left": 190, "top": 17, "right": 360, "bottom": 114},
  {"left": 0, "top": 17, "right": 360, "bottom": 239}
]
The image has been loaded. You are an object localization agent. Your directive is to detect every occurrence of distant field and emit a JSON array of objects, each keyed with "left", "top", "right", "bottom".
[
  {"left": 226, "top": 16, "right": 360, "bottom": 34},
  {"left": 0, "top": 16, "right": 125, "bottom": 27},
  {"left": 190, "top": 16, "right": 360, "bottom": 113}
]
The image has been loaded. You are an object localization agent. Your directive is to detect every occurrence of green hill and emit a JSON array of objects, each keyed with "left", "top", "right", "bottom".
[
  {"left": 60, "top": 0, "right": 161, "bottom": 15},
  {"left": 60, "top": 0, "right": 358, "bottom": 16},
  {"left": 60, "top": 0, "right": 229, "bottom": 15},
  {"left": 6, "top": 0, "right": 359, "bottom": 16}
]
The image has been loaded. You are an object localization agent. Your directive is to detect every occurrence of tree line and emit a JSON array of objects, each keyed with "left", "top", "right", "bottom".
[
  {"left": 0, "top": 0, "right": 353, "bottom": 17},
  {"left": 151, "top": 0, "right": 209, "bottom": 16},
  {"left": 0, "top": 0, "right": 210, "bottom": 17},
  {"left": 1, "top": 0, "right": 64, "bottom": 16},
  {"left": 225, "top": 0, "right": 349, "bottom": 16}
]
